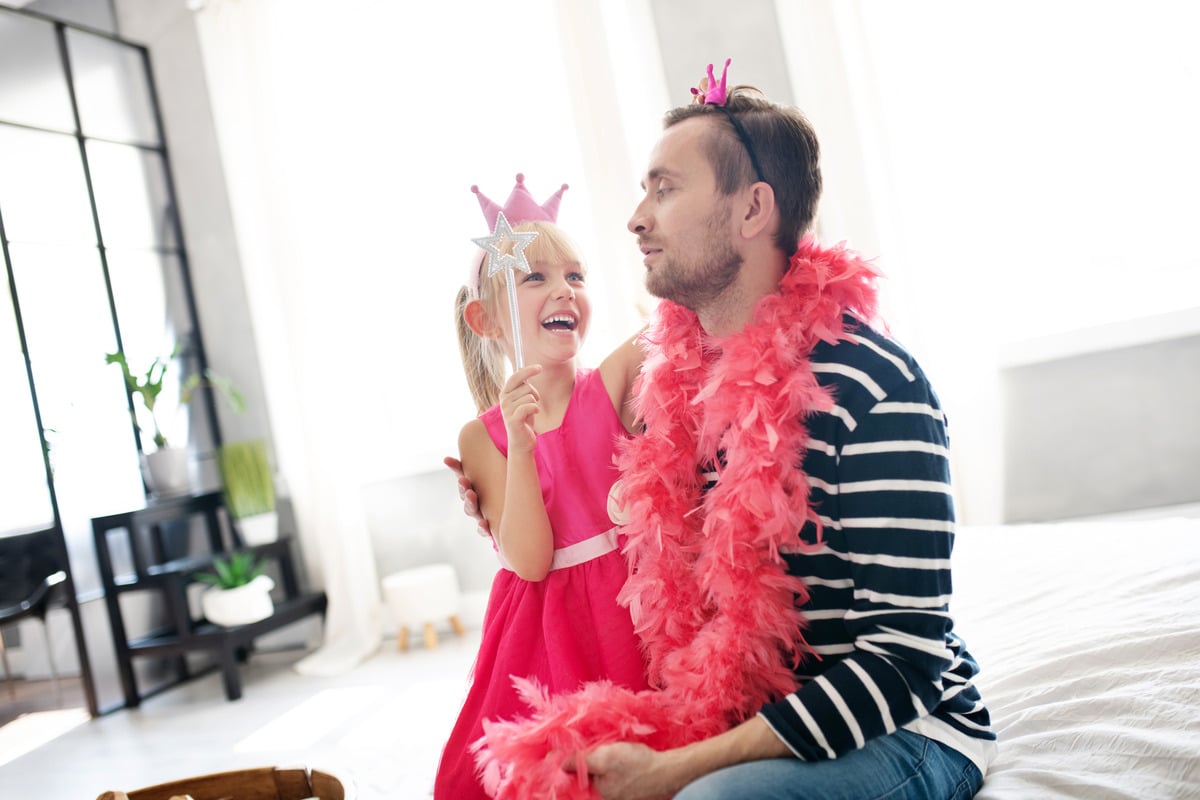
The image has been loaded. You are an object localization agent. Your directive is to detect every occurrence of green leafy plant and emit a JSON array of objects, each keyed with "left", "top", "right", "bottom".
[
  {"left": 194, "top": 550, "right": 265, "bottom": 590},
  {"left": 218, "top": 439, "right": 276, "bottom": 519},
  {"left": 106, "top": 343, "right": 244, "bottom": 449}
]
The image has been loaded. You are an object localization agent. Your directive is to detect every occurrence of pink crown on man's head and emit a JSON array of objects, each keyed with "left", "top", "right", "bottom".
[
  {"left": 472, "top": 173, "right": 569, "bottom": 230},
  {"left": 468, "top": 173, "right": 569, "bottom": 293}
]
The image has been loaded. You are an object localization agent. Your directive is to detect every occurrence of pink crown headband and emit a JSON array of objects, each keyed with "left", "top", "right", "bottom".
[
  {"left": 467, "top": 174, "right": 569, "bottom": 294},
  {"left": 689, "top": 58, "right": 766, "bottom": 184},
  {"left": 690, "top": 57, "right": 731, "bottom": 105}
]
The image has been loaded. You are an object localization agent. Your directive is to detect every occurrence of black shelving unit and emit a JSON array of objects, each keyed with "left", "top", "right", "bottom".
[{"left": 91, "top": 491, "right": 326, "bottom": 707}]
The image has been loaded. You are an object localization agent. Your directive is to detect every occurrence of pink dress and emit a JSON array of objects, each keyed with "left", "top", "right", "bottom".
[{"left": 434, "top": 368, "right": 649, "bottom": 799}]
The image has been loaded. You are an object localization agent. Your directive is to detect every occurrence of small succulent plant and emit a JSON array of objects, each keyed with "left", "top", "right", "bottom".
[{"left": 194, "top": 550, "right": 265, "bottom": 590}]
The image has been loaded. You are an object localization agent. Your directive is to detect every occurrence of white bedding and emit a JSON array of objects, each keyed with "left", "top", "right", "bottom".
[{"left": 951, "top": 514, "right": 1200, "bottom": 799}]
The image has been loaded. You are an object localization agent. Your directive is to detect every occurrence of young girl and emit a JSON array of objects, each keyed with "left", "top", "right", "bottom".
[{"left": 434, "top": 176, "right": 648, "bottom": 799}]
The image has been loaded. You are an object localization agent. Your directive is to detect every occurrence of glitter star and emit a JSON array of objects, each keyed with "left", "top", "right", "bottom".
[{"left": 471, "top": 211, "right": 539, "bottom": 278}]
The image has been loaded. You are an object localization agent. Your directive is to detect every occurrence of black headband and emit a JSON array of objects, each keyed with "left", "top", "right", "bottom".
[{"left": 715, "top": 105, "right": 766, "bottom": 184}]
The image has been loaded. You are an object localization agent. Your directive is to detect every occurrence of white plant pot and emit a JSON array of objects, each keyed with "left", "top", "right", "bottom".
[
  {"left": 237, "top": 511, "right": 279, "bottom": 545},
  {"left": 143, "top": 447, "right": 191, "bottom": 496},
  {"left": 201, "top": 574, "right": 275, "bottom": 627}
]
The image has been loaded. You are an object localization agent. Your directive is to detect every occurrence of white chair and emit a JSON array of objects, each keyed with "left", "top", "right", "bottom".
[{"left": 380, "top": 563, "right": 465, "bottom": 650}]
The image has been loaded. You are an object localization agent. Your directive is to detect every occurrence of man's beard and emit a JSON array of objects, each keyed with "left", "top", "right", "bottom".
[{"left": 645, "top": 208, "right": 742, "bottom": 311}]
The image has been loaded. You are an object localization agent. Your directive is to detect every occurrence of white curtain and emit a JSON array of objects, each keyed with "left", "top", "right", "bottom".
[{"left": 188, "top": 0, "right": 652, "bottom": 672}]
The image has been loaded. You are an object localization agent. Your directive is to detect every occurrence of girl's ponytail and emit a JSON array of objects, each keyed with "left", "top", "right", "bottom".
[{"left": 455, "top": 284, "right": 506, "bottom": 414}]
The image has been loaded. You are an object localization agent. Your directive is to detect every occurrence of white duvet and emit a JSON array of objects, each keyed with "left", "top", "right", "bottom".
[{"left": 951, "top": 515, "right": 1200, "bottom": 799}]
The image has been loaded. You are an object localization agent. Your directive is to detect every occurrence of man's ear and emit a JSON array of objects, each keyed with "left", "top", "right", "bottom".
[
  {"left": 464, "top": 298, "right": 501, "bottom": 338},
  {"left": 739, "top": 182, "right": 777, "bottom": 240}
]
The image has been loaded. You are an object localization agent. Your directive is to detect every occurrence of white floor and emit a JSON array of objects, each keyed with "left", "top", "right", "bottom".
[{"left": 1, "top": 629, "right": 481, "bottom": 799}]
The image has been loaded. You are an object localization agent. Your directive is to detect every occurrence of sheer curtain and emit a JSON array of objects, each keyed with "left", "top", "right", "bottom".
[{"left": 190, "top": 0, "right": 651, "bottom": 673}]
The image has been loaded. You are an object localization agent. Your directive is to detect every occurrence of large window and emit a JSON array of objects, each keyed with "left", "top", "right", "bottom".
[{"left": 0, "top": 6, "right": 218, "bottom": 713}]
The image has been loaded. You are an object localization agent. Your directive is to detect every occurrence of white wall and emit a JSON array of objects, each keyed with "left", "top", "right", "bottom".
[{"left": 776, "top": 0, "right": 1200, "bottom": 522}]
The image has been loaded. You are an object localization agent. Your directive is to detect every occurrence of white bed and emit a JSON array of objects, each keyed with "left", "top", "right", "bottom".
[{"left": 951, "top": 511, "right": 1200, "bottom": 799}]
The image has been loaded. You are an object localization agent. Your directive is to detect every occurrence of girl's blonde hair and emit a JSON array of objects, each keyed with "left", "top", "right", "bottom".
[{"left": 455, "top": 221, "right": 585, "bottom": 413}]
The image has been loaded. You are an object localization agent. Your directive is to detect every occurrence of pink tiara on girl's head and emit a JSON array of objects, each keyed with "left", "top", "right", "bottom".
[
  {"left": 690, "top": 58, "right": 731, "bottom": 106},
  {"left": 471, "top": 173, "right": 569, "bottom": 230}
]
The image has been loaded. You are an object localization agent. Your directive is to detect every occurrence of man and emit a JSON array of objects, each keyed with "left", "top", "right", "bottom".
[{"left": 453, "top": 66, "right": 995, "bottom": 799}]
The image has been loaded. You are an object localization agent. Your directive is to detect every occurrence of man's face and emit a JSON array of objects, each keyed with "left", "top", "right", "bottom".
[{"left": 628, "top": 117, "right": 741, "bottom": 310}]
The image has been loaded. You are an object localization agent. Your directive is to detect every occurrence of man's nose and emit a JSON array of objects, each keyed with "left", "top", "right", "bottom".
[{"left": 628, "top": 200, "right": 650, "bottom": 234}]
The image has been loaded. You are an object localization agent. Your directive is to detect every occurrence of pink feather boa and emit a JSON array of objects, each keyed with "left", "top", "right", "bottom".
[{"left": 473, "top": 238, "right": 880, "bottom": 798}]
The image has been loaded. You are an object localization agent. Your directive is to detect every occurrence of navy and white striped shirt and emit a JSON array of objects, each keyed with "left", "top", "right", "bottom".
[{"left": 735, "top": 318, "right": 997, "bottom": 770}]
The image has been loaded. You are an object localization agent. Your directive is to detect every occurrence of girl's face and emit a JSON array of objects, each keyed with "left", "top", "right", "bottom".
[{"left": 494, "top": 258, "right": 590, "bottom": 367}]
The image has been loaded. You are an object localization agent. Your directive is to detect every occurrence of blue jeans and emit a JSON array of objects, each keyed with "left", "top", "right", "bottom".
[{"left": 674, "top": 729, "right": 982, "bottom": 800}]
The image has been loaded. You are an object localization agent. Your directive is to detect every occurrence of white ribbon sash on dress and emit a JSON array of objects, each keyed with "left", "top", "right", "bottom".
[{"left": 497, "top": 527, "right": 619, "bottom": 573}]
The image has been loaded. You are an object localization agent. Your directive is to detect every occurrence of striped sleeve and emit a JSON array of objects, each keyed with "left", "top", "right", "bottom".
[{"left": 759, "top": 326, "right": 969, "bottom": 761}]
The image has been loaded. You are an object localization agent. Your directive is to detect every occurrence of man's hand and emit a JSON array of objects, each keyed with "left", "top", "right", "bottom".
[
  {"left": 444, "top": 455, "right": 491, "bottom": 538},
  {"left": 573, "top": 742, "right": 676, "bottom": 800},
  {"left": 573, "top": 717, "right": 791, "bottom": 798}
]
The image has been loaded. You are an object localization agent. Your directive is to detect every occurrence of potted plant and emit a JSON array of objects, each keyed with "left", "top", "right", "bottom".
[
  {"left": 194, "top": 550, "right": 275, "bottom": 627},
  {"left": 106, "top": 343, "right": 244, "bottom": 495},
  {"left": 217, "top": 439, "right": 278, "bottom": 545}
]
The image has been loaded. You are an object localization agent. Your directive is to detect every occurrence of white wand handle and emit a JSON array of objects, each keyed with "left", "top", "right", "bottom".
[
  {"left": 472, "top": 211, "right": 538, "bottom": 373},
  {"left": 505, "top": 267, "right": 524, "bottom": 370}
]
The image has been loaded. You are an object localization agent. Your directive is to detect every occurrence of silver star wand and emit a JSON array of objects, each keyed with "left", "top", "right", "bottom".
[{"left": 472, "top": 211, "right": 539, "bottom": 369}]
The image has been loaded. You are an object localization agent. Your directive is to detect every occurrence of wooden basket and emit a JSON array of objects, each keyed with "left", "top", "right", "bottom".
[{"left": 96, "top": 765, "right": 353, "bottom": 800}]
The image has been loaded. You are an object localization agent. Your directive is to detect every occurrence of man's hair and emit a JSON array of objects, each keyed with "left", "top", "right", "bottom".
[{"left": 664, "top": 86, "right": 822, "bottom": 256}]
